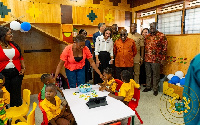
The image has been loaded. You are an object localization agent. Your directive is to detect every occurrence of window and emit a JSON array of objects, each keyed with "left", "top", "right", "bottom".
[
  {"left": 185, "top": 8, "right": 200, "bottom": 33},
  {"left": 158, "top": 11, "right": 182, "bottom": 34}
]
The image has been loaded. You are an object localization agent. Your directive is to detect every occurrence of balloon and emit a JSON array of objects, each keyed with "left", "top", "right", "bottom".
[
  {"left": 171, "top": 76, "right": 180, "bottom": 84},
  {"left": 175, "top": 71, "right": 184, "bottom": 79},
  {"left": 168, "top": 80, "right": 172, "bottom": 83},
  {"left": 180, "top": 78, "right": 185, "bottom": 86},
  {"left": 20, "top": 28, "right": 28, "bottom": 33},
  {"left": 21, "top": 22, "right": 31, "bottom": 31},
  {"left": 167, "top": 74, "right": 174, "bottom": 80},
  {"left": 10, "top": 21, "right": 21, "bottom": 30}
]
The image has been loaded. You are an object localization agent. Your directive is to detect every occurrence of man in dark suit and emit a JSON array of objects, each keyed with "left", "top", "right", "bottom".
[{"left": 92, "top": 23, "right": 106, "bottom": 47}]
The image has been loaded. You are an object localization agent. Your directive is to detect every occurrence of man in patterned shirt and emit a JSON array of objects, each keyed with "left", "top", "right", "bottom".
[{"left": 142, "top": 22, "right": 168, "bottom": 96}]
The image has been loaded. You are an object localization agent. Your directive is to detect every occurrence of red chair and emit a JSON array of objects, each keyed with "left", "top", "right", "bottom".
[
  {"left": 38, "top": 92, "right": 48, "bottom": 125},
  {"left": 127, "top": 88, "right": 143, "bottom": 125},
  {"left": 110, "top": 121, "right": 121, "bottom": 125},
  {"left": 114, "top": 79, "right": 123, "bottom": 96}
]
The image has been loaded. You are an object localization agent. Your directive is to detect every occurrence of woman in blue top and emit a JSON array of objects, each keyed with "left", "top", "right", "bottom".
[
  {"left": 79, "top": 29, "right": 92, "bottom": 83},
  {"left": 183, "top": 54, "right": 200, "bottom": 125}
]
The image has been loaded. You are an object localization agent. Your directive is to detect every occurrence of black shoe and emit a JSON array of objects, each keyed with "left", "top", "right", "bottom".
[
  {"left": 153, "top": 91, "right": 158, "bottom": 96},
  {"left": 142, "top": 88, "right": 152, "bottom": 92}
]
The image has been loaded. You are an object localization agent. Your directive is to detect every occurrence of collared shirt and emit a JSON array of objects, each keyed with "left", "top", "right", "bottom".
[
  {"left": 128, "top": 33, "right": 144, "bottom": 63},
  {"left": 40, "top": 96, "right": 61, "bottom": 121},
  {"left": 1, "top": 87, "right": 10, "bottom": 105},
  {"left": 114, "top": 38, "right": 137, "bottom": 67},
  {"left": 145, "top": 31, "right": 168, "bottom": 63},
  {"left": 112, "top": 33, "right": 120, "bottom": 43},
  {"left": 95, "top": 35, "right": 113, "bottom": 56},
  {"left": 60, "top": 44, "right": 93, "bottom": 71},
  {"left": 118, "top": 79, "right": 140, "bottom": 102}
]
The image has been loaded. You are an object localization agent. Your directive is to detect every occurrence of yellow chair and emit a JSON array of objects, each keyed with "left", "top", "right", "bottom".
[
  {"left": 6, "top": 89, "right": 31, "bottom": 124},
  {"left": 13, "top": 102, "right": 37, "bottom": 125}
]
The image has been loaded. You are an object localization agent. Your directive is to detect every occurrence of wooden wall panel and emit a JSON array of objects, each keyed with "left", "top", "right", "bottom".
[
  {"left": 32, "top": 23, "right": 61, "bottom": 38},
  {"left": 72, "top": 6, "right": 125, "bottom": 26},
  {"left": 132, "top": 0, "right": 178, "bottom": 11},
  {"left": 162, "top": 35, "right": 200, "bottom": 75},
  {"left": 20, "top": 0, "right": 132, "bottom": 11},
  {"left": 0, "top": 0, "right": 61, "bottom": 23},
  {"left": 12, "top": 28, "right": 60, "bottom": 75}
]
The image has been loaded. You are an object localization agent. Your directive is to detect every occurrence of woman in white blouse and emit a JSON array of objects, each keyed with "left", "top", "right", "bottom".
[{"left": 94, "top": 27, "right": 113, "bottom": 84}]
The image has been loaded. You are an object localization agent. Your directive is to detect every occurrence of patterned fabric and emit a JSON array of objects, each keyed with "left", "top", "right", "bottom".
[
  {"left": 40, "top": 96, "right": 61, "bottom": 121},
  {"left": 144, "top": 31, "right": 168, "bottom": 63},
  {"left": 0, "top": 98, "right": 8, "bottom": 124},
  {"left": 118, "top": 79, "right": 140, "bottom": 102},
  {"left": 114, "top": 38, "right": 137, "bottom": 67},
  {"left": 102, "top": 78, "right": 117, "bottom": 92},
  {"left": 112, "top": 33, "right": 120, "bottom": 43}
]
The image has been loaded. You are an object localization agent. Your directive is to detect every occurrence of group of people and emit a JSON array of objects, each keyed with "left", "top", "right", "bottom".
[
  {"left": 0, "top": 21, "right": 199, "bottom": 124},
  {"left": 58, "top": 22, "right": 167, "bottom": 96}
]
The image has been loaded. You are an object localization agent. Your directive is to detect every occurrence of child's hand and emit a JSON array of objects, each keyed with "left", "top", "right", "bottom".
[
  {"left": 61, "top": 92, "right": 64, "bottom": 97},
  {"left": 138, "top": 87, "right": 141, "bottom": 90}
]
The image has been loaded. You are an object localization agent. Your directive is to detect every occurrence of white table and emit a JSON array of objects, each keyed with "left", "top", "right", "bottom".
[{"left": 62, "top": 85, "right": 135, "bottom": 125}]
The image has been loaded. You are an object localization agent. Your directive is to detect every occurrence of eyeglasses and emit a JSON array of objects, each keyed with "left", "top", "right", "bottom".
[{"left": 6, "top": 33, "right": 13, "bottom": 36}]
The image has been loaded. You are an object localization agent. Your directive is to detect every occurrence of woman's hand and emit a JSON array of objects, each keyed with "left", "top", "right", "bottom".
[
  {"left": 19, "top": 69, "right": 25, "bottom": 75},
  {"left": 110, "top": 60, "right": 113, "bottom": 64},
  {"left": 96, "top": 59, "right": 101, "bottom": 67}
]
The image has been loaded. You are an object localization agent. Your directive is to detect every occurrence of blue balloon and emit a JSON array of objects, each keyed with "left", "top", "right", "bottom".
[
  {"left": 21, "top": 22, "right": 31, "bottom": 31},
  {"left": 180, "top": 78, "right": 185, "bottom": 86},
  {"left": 168, "top": 80, "right": 172, "bottom": 83},
  {"left": 171, "top": 76, "right": 180, "bottom": 84}
]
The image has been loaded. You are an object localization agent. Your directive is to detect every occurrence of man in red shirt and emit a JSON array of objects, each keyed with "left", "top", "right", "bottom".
[
  {"left": 114, "top": 29, "right": 137, "bottom": 80},
  {"left": 142, "top": 22, "right": 168, "bottom": 96}
]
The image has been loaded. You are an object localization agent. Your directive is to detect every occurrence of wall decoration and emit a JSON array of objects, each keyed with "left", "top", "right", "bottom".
[
  {"left": 93, "top": 0, "right": 103, "bottom": 4},
  {"left": 63, "top": 32, "right": 73, "bottom": 43},
  {"left": 87, "top": 10, "right": 97, "bottom": 22},
  {"left": 26, "top": 4, "right": 42, "bottom": 19},
  {"left": 10, "top": 21, "right": 21, "bottom": 30},
  {"left": 21, "top": 22, "right": 31, "bottom": 31},
  {"left": 0, "top": 2, "right": 11, "bottom": 18},
  {"left": 105, "top": 13, "right": 114, "bottom": 23},
  {"left": 109, "top": 0, "right": 121, "bottom": 6}
]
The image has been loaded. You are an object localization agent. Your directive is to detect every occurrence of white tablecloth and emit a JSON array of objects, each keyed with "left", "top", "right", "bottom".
[{"left": 62, "top": 85, "right": 135, "bottom": 125}]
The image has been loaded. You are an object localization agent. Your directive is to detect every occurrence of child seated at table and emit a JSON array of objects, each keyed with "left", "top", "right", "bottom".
[
  {"left": 40, "top": 83, "right": 75, "bottom": 125},
  {"left": 40, "top": 74, "right": 64, "bottom": 100},
  {"left": 0, "top": 73, "right": 10, "bottom": 125},
  {"left": 108, "top": 70, "right": 141, "bottom": 105},
  {"left": 99, "top": 67, "right": 117, "bottom": 94}
]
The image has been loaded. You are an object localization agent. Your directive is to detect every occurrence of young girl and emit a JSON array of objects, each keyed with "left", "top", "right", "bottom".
[
  {"left": 40, "top": 74, "right": 64, "bottom": 100},
  {"left": 40, "top": 83, "right": 75, "bottom": 125},
  {"left": 99, "top": 67, "right": 117, "bottom": 94},
  {"left": 0, "top": 73, "right": 10, "bottom": 125}
]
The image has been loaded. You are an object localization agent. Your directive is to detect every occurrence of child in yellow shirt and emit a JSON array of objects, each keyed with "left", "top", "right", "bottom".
[
  {"left": 109, "top": 70, "right": 141, "bottom": 105},
  {"left": 40, "top": 74, "right": 64, "bottom": 100},
  {"left": 99, "top": 67, "right": 117, "bottom": 94},
  {"left": 40, "top": 83, "right": 75, "bottom": 125},
  {"left": 0, "top": 73, "right": 10, "bottom": 125}
]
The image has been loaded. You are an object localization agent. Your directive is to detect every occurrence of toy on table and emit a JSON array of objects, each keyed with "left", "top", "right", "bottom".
[{"left": 78, "top": 84, "right": 92, "bottom": 93}]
